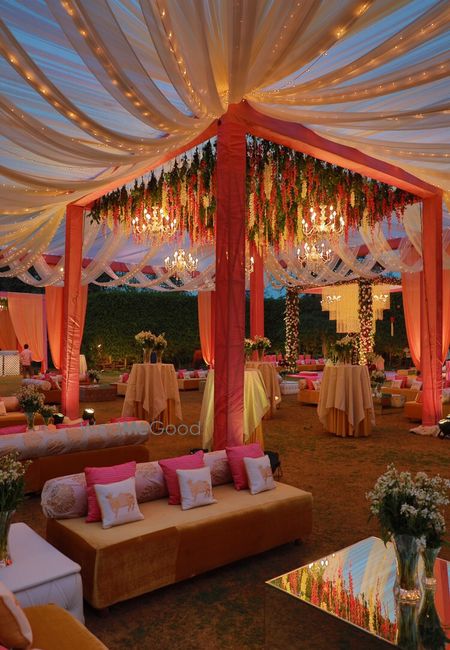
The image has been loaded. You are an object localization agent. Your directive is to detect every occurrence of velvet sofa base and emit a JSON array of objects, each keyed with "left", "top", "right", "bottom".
[
  {"left": 24, "top": 604, "right": 107, "bottom": 649},
  {"left": 25, "top": 444, "right": 150, "bottom": 493},
  {"left": 0, "top": 412, "right": 44, "bottom": 428},
  {"left": 46, "top": 482, "right": 313, "bottom": 609},
  {"left": 297, "top": 389, "right": 320, "bottom": 405}
]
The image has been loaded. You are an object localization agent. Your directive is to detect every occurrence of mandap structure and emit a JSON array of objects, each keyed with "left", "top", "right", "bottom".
[{"left": 0, "top": 1, "right": 449, "bottom": 445}]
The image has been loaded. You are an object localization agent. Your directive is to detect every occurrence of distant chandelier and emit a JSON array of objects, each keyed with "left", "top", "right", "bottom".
[
  {"left": 297, "top": 241, "right": 332, "bottom": 269},
  {"left": 373, "top": 293, "right": 389, "bottom": 305},
  {"left": 245, "top": 255, "right": 255, "bottom": 276},
  {"left": 321, "top": 294, "right": 341, "bottom": 306},
  {"left": 131, "top": 206, "right": 177, "bottom": 240},
  {"left": 302, "top": 205, "right": 345, "bottom": 239},
  {"left": 164, "top": 249, "right": 198, "bottom": 278}
]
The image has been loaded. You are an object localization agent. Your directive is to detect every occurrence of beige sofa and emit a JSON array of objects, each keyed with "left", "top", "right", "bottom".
[
  {"left": 0, "top": 396, "right": 44, "bottom": 428},
  {"left": 45, "top": 479, "right": 313, "bottom": 610},
  {"left": 298, "top": 388, "right": 320, "bottom": 405},
  {"left": 0, "top": 421, "right": 151, "bottom": 492}
]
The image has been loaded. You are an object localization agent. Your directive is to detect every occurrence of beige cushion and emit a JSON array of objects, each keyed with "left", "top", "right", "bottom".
[
  {"left": 2, "top": 396, "right": 19, "bottom": 412},
  {"left": 203, "top": 450, "right": 232, "bottom": 486}
]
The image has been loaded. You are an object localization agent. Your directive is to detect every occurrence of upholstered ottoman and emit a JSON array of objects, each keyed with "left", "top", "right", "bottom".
[{"left": 79, "top": 384, "right": 117, "bottom": 402}]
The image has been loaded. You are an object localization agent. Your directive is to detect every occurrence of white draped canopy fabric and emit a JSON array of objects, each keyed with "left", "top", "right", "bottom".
[{"left": 0, "top": 0, "right": 448, "bottom": 244}]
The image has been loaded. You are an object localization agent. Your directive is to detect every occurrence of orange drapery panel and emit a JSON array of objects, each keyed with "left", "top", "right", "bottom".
[
  {"left": 46, "top": 285, "right": 88, "bottom": 370},
  {"left": 61, "top": 205, "right": 85, "bottom": 419},
  {"left": 198, "top": 291, "right": 215, "bottom": 367},
  {"left": 402, "top": 268, "right": 450, "bottom": 370},
  {"left": 402, "top": 272, "right": 421, "bottom": 369},
  {"left": 0, "top": 308, "right": 17, "bottom": 349},
  {"left": 7, "top": 293, "right": 44, "bottom": 363}
]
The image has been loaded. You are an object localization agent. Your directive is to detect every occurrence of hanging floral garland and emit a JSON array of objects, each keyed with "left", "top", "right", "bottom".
[
  {"left": 89, "top": 137, "right": 417, "bottom": 248},
  {"left": 357, "top": 279, "right": 374, "bottom": 365},
  {"left": 284, "top": 287, "right": 300, "bottom": 372}
]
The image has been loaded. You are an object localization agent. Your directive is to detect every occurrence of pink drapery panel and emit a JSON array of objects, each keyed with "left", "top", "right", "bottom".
[
  {"left": 0, "top": 309, "right": 16, "bottom": 349},
  {"left": 61, "top": 205, "right": 84, "bottom": 419},
  {"left": 198, "top": 291, "right": 215, "bottom": 367},
  {"left": 7, "top": 293, "right": 45, "bottom": 367},
  {"left": 401, "top": 272, "right": 421, "bottom": 369},
  {"left": 402, "top": 268, "right": 450, "bottom": 370},
  {"left": 214, "top": 106, "right": 246, "bottom": 450},
  {"left": 45, "top": 286, "right": 63, "bottom": 369},
  {"left": 46, "top": 285, "right": 88, "bottom": 370}
]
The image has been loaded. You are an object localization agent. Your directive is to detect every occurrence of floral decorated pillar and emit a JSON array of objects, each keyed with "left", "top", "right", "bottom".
[
  {"left": 250, "top": 243, "right": 264, "bottom": 339},
  {"left": 285, "top": 287, "right": 299, "bottom": 372},
  {"left": 358, "top": 279, "right": 374, "bottom": 365}
]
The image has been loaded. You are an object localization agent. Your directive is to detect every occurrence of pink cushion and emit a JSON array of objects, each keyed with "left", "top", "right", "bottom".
[
  {"left": 158, "top": 451, "right": 204, "bottom": 505},
  {"left": 191, "top": 370, "right": 200, "bottom": 378},
  {"left": 394, "top": 375, "right": 408, "bottom": 388},
  {"left": 225, "top": 443, "right": 264, "bottom": 490},
  {"left": 177, "top": 371, "right": 185, "bottom": 379},
  {"left": 109, "top": 416, "right": 140, "bottom": 423},
  {"left": 84, "top": 461, "right": 136, "bottom": 522},
  {"left": 122, "top": 373, "right": 129, "bottom": 383},
  {"left": 0, "top": 425, "right": 27, "bottom": 435},
  {"left": 305, "top": 379, "right": 315, "bottom": 390}
]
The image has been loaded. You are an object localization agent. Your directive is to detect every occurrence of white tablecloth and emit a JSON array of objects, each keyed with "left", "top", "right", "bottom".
[
  {"left": 200, "top": 369, "right": 269, "bottom": 449},
  {"left": 122, "top": 363, "right": 182, "bottom": 424},
  {"left": 0, "top": 523, "right": 84, "bottom": 622},
  {"left": 317, "top": 365, "right": 375, "bottom": 437},
  {"left": 79, "top": 354, "right": 87, "bottom": 376}
]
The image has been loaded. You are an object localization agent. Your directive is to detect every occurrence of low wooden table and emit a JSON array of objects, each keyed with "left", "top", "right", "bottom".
[
  {"left": 0, "top": 523, "right": 84, "bottom": 622},
  {"left": 79, "top": 383, "right": 117, "bottom": 402}
]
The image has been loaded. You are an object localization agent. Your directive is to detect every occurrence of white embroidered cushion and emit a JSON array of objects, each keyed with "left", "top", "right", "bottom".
[
  {"left": 203, "top": 450, "right": 232, "bottom": 486},
  {"left": 390, "top": 379, "right": 403, "bottom": 388},
  {"left": 176, "top": 466, "right": 217, "bottom": 510},
  {"left": 243, "top": 455, "right": 276, "bottom": 495},
  {"left": 411, "top": 380, "right": 423, "bottom": 391},
  {"left": 94, "top": 477, "right": 144, "bottom": 529}
]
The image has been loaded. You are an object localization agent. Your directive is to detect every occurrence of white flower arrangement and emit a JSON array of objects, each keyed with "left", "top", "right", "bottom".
[
  {"left": 15, "top": 385, "right": 44, "bottom": 413},
  {"left": 153, "top": 333, "right": 168, "bottom": 351},
  {"left": 367, "top": 465, "right": 450, "bottom": 547},
  {"left": 244, "top": 338, "right": 254, "bottom": 353},
  {"left": 252, "top": 335, "right": 271, "bottom": 350},
  {"left": 135, "top": 331, "right": 156, "bottom": 347},
  {"left": 0, "top": 452, "right": 31, "bottom": 511},
  {"left": 370, "top": 369, "right": 386, "bottom": 386}
]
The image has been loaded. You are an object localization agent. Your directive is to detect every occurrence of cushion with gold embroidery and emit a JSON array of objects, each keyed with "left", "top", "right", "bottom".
[
  {"left": 94, "top": 477, "right": 144, "bottom": 529},
  {"left": 176, "top": 466, "right": 217, "bottom": 511},
  {"left": 243, "top": 455, "right": 276, "bottom": 495}
]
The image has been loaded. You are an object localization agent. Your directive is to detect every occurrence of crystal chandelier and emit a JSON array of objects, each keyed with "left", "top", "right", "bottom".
[
  {"left": 373, "top": 293, "right": 389, "bottom": 305},
  {"left": 245, "top": 255, "right": 255, "bottom": 276},
  {"left": 164, "top": 249, "right": 198, "bottom": 278},
  {"left": 131, "top": 207, "right": 177, "bottom": 240},
  {"left": 297, "top": 241, "right": 332, "bottom": 269},
  {"left": 302, "top": 205, "right": 345, "bottom": 239}
]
